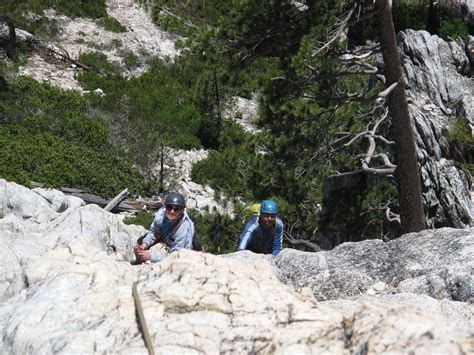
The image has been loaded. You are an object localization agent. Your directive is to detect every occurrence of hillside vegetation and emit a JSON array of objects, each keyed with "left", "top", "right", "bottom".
[{"left": 0, "top": 0, "right": 471, "bottom": 251}]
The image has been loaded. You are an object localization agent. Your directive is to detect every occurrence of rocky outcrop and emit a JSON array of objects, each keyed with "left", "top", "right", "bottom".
[
  {"left": 438, "top": 0, "right": 474, "bottom": 25},
  {"left": 223, "top": 95, "right": 261, "bottom": 133},
  {"left": 155, "top": 149, "right": 234, "bottom": 215},
  {"left": 16, "top": 0, "right": 180, "bottom": 91},
  {"left": 276, "top": 227, "right": 473, "bottom": 303},
  {"left": 0, "top": 179, "right": 144, "bottom": 302},
  {"left": 1, "top": 180, "right": 473, "bottom": 353},
  {"left": 399, "top": 29, "right": 474, "bottom": 228}
]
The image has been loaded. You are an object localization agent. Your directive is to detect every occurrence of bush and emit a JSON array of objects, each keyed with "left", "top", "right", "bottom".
[
  {"left": 78, "top": 52, "right": 121, "bottom": 76},
  {"left": 124, "top": 211, "right": 155, "bottom": 229},
  {"left": 448, "top": 117, "right": 473, "bottom": 143},
  {"left": 121, "top": 50, "right": 140, "bottom": 69},
  {"left": 97, "top": 16, "right": 127, "bottom": 33},
  {"left": 0, "top": 128, "right": 147, "bottom": 197},
  {"left": 0, "top": 77, "right": 148, "bottom": 197},
  {"left": 392, "top": 2, "right": 428, "bottom": 33},
  {"left": 188, "top": 210, "right": 242, "bottom": 254},
  {"left": 439, "top": 18, "right": 469, "bottom": 41}
]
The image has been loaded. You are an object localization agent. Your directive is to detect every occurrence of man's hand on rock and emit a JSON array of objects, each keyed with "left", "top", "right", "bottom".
[{"left": 134, "top": 242, "right": 151, "bottom": 262}]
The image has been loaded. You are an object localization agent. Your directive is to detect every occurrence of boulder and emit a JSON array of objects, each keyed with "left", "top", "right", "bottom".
[
  {"left": 0, "top": 179, "right": 144, "bottom": 302},
  {"left": 275, "top": 227, "right": 474, "bottom": 303}
]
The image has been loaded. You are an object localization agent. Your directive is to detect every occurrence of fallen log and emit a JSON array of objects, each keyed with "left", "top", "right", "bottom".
[
  {"left": 104, "top": 188, "right": 129, "bottom": 212},
  {"left": 31, "top": 182, "right": 162, "bottom": 213}
]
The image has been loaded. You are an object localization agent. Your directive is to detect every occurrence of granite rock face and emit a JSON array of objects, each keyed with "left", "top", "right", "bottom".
[
  {"left": 0, "top": 179, "right": 144, "bottom": 302},
  {"left": 276, "top": 228, "right": 473, "bottom": 303},
  {"left": 1, "top": 180, "right": 473, "bottom": 353},
  {"left": 399, "top": 29, "right": 474, "bottom": 228}
]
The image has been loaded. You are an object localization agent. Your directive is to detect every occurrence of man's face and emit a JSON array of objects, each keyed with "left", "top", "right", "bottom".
[
  {"left": 165, "top": 204, "right": 184, "bottom": 221},
  {"left": 260, "top": 213, "right": 276, "bottom": 228}
]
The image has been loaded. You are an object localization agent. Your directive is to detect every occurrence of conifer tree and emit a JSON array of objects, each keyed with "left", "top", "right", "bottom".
[{"left": 374, "top": 0, "right": 425, "bottom": 233}]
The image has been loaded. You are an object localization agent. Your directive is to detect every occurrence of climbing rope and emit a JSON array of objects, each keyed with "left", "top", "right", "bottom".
[{"left": 132, "top": 281, "right": 155, "bottom": 355}]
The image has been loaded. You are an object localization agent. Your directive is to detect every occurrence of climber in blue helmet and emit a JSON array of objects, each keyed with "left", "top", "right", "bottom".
[{"left": 237, "top": 199, "right": 283, "bottom": 256}]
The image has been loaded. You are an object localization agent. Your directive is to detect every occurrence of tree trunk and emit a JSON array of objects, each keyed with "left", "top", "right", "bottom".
[
  {"left": 375, "top": 0, "right": 426, "bottom": 233},
  {"left": 158, "top": 140, "right": 165, "bottom": 193},
  {"left": 0, "top": 15, "right": 17, "bottom": 59}
]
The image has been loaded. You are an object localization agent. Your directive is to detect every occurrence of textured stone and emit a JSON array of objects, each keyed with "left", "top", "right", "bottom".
[
  {"left": 275, "top": 227, "right": 474, "bottom": 303},
  {"left": 0, "top": 181, "right": 473, "bottom": 353},
  {"left": 400, "top": 30, "right": 474, "bottom": 228}
]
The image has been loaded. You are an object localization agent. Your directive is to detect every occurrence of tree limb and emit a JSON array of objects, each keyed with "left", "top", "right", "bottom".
[{"left": 312, "top": 3, "right": 357, "bottom": 55}]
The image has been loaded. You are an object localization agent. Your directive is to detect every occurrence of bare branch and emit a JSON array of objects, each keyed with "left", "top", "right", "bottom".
[
  {"left": 347, "top": 8, "right": 379, "bottom": 26},
  {"left": 312, "top": 3, "right": 357, "bottom": 55},
  {"left": 385, "top": 207, "right": 401, "bottom": 224},
  {"left": 338, "top": 106, "right": 396, "bottom": 177},
  {"left": 285, "top": 234, "right": 321, "bottom": 251},
  {"left": 158, "top": 7, "right": 198, "bottom": 29},
  {"left": 377, "top": 82, "right": 398, "bottom": 98},
  {"left": 284, "top": 222, "right": 321, "bottom": 252}
]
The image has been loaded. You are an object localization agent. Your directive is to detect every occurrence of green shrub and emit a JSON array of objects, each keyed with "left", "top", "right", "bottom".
[
  {"left": 191, "top": 147, "right": 253, "bottom": 198},
  {"left": 78, "top": 58, "right": 210, "bottom": 153},
  {"left": 439, "top": 18, "right": 469, "bottom": 41},
  {"left": 0, "top": 128, "right": 147, "bottom": 197},
  {"left": 448, "top": 117, "right": 473, "bottom": 143},
  {"left": 0, "top": 77, "right": 148, "bottom": 197},
  {"left": 392, "top": 2, "right": 428, "bottom": 33},
  {"left": 49, "top": 0, "right": 108, "bottom": 19},
  {"left": 124, "top": 210, "right": 155, "bottom": 229},
  {"left": 121, "top": 50, "right": 140, "bottom": 69},
  {"left": 78, "top": 52, "right": 121, "bottom": 76},
  {"left": 188, "top": 210, "right": 242, "bottom": 254},
  {"left": 0, "top": 0, "right": 108, "bottom": 28},
  {"left": 97, "top": 16, "right": 127, "bottom": 33}
]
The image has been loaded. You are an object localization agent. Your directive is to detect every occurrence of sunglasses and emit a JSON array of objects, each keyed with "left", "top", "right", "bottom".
[{"left": 166, "top": 205, "right": 183, "bottom": 212}]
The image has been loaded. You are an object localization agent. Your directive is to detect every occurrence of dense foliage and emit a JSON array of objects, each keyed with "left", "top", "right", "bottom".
[
  {"left": 392, "top": 1, "right": 471, "bottom": 41},
  {"left": 0, "top": 77, "right": 148, "bottom": 197},
  {"left": 1, "top": 0, "right": 472, "bottom": 252},
  {"left": 0, "top": 0, "right": 123, "bottom": 40}
]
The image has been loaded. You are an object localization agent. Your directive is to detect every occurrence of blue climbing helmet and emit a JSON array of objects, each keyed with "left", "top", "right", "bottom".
[{"left": 260, "top": 199, "right": 278, "bottom": 214}]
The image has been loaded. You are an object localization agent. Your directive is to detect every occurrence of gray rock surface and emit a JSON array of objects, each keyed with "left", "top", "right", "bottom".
[
  {"left": 1, "top": 180, "right": 473, "bottom": 353},
  {"left": 400, "top": 29, "right": 474, "bottom": 228},
  {"left": 438, "top": 0, "right": 474, "bottom": 24},
  {"left": 223, "top": 95, "right": 261, "bottom": 133},
  {"left": 276, "top": 227, "right": 473, "bottom": 303},
  {"left": 154, "top": 149, "right": 234, "bottom": 215},
  {"left": 0, "top": 179, "right": 144, "bottom": 302}
]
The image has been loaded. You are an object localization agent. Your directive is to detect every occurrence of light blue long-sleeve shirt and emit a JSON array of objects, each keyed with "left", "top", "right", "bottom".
[{"left": 143, "top": 207, "right": 195, "bottom": 262}]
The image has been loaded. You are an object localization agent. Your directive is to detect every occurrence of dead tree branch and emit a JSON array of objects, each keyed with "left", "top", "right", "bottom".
[
  {"left": 339, "top": 107, "right": 396, "bottom": 177},
  {"left": 42, "top": 43, "right": 90, "bottom": 70},
  {"left": 385, "top": 207, "right": 401, "bottom": 224},
  {"left": 284, "top": 222, "right": 321, "bottom": 252},
  {"left": 313, "top": 3, "right": 358, "bottom": 55}
]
